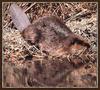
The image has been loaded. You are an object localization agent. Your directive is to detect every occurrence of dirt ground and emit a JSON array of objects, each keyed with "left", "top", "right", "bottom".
[{"left": 2, "top": 2, "right": 97, "bottom": 88}]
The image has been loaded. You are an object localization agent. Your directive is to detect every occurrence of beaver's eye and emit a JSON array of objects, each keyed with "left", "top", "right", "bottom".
[
  {"left": 70, "top": 39, "right": 76, "bottom": 45},
  {"left": 72, "top": 38, "right": 83, "bottom": 45}
]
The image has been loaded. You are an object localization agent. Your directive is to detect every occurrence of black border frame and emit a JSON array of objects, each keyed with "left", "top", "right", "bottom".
[{"left": 0, "top": 0, "right": 99, "bottom": 89}]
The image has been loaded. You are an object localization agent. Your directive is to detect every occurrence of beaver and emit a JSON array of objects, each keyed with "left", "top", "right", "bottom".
[{"left": 9, "top": 4, "right": 90, "bottom": 57}]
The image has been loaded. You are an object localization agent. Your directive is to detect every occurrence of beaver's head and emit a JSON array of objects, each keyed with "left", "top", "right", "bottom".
[{"left": 68, "top": 35, "right": 90, "bottom": 55}]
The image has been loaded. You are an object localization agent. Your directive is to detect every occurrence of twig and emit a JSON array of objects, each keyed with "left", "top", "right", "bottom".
[
  {"left": 24, "top": 3, "right": 36, "bottom": 12},
  {"left": 66, "top": 9, "right": 88, "bottom": 22}
]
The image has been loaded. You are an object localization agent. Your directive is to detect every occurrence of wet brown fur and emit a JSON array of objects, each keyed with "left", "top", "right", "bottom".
[{"left": 22, "top": 16, "right": 90, "bottom": 56}]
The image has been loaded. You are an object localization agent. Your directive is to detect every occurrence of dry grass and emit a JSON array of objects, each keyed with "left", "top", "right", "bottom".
[{"left": 2, "top": 2, "right": 97, "bottom": 88}]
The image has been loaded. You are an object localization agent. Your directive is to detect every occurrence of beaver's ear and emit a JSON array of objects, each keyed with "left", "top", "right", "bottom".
[{"left": 9, "top": 3, "right": 31, "bottom": 32}]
